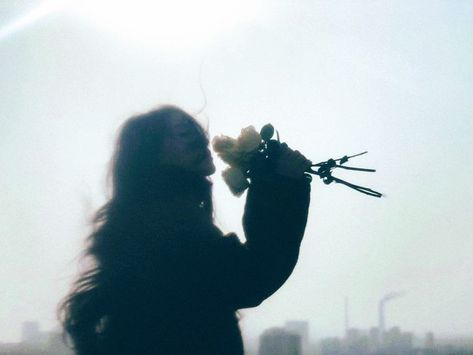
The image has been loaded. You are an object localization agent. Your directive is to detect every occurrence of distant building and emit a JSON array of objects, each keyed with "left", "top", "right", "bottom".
[
  {"left": 0, "top": 322, "right": 73, "bottom": 355},
  {"left": 46, "top": 331, "right": 74, "bottom": 355},
  {"left": 368, "top": 326, "right": 380, "bottom": 352},
  {"left": 285, "top": 320, "right": 309, "bottom": 354},
  {"left": 425, "top": 331, "right": 434, "bottom": 350},
  {"left": 259, "top": 327, "right": 302, "bottom": 355},
  {"left": 345, "top": 328, "right": 369, "bottom": 354},
  {"left": 382, "top": 326, "right": 413, "bottom": 354},
  {"left": 21, "top": 321, "right": 40, "bottom": 343},
  {"left": 320, "top": 337, "right": 343, "bottom": 355},
  {"left": 21, "top": 321, "right": 48, "bottom": 345}
]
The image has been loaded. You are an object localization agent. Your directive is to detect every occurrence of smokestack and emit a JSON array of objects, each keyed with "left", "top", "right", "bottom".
[{"left": 378, "top": 292, "right": 403, "bottom": 342}]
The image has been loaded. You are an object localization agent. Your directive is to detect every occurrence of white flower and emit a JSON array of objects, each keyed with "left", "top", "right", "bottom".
[
  {"left": 212, "top": 135, "right": 237, "bottom": 154},
  {"left": 236, "top": 126, "right": 261, "bottom": 153},
  {"left": 222, "top": 167, "right": 249, "bottom": 196},
  {"left": 217, "top": 150, "right": 240, "bottom": 167},
  {"left": 212, "top": 131, "right": 257, "bottom": 170},
  {"left": 212, "top": 135, "right": 241, "bottom": 166},
  {"left": 213, "top": 126, "right": 261, "bottom": 195}
]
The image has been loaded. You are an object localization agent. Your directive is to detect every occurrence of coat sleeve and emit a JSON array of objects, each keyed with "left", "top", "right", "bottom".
[{"left": 190, "top": 173, "right": 311, "bottom": 310}]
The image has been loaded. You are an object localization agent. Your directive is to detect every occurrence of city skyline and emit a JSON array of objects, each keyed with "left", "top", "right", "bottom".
[{"left": 4, "top": 319, "right": 472, "bottom": 355}]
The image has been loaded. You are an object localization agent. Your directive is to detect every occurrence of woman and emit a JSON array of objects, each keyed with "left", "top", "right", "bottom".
[{"left": 58, "top": 105, "right": 312, "bottom": 355}]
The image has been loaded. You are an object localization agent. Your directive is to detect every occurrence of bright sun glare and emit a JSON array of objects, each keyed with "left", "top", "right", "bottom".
[
  {"left": 0, "top": 0, "right": 263, "bottom": 49},
  {"left": 70, "top": 0, "right": 262, "bottom": 49}
]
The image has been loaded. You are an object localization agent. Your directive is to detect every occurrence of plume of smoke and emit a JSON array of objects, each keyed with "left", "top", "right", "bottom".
[
  {"left": 380, "top": 291, "right": 404, "bottom": 303},
  {"left": 378, "top": 291, "right": 405, "bottom": 342}
]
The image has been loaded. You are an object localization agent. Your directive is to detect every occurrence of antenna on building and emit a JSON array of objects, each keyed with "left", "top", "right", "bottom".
[{"left": 344, "top": 297, "right": 349, "bottom": 336}]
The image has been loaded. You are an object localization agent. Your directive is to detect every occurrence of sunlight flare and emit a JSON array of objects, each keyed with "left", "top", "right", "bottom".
[
  {"left": 0, "top": 0, "right": 66, "bottom": 41},
  {"left": 70, "top": 0, "right": 263, "bottom": 49}
]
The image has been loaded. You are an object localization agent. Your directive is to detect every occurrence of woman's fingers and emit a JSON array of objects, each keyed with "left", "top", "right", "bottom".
[{"left": 275, "top": 144, "right": 311, "bottom": 178}]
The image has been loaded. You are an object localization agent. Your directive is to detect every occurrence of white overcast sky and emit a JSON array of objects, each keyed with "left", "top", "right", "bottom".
[{"left": 0, "top": 0, "right": 472, "bottom": 344}]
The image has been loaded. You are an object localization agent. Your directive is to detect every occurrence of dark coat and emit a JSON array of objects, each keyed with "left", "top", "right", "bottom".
[{"left": 98, "top": 174, "right": 311, "bottom": 355}]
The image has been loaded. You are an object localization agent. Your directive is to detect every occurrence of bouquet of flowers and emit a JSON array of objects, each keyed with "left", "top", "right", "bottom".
[{"left": 212, "top": 124, "right": 382, "bottom": 198}]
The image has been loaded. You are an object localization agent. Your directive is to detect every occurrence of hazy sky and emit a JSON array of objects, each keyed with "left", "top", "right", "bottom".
[{"left": 1, "top": 0, "right": 472, "bottom": 344}]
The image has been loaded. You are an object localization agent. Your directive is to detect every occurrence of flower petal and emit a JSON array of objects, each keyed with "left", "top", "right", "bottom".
[
  {"left": 212, "top": 135, "right": 237, "bottom": 153},
  {"left": 222, "top": 167, "right": 249, "bottom": 196},
  {"left": 237, "top": 126, "right": 262, "bottom": 153}
]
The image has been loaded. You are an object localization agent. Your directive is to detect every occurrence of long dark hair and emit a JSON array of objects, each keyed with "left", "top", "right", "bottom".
[{"left": 57, "top": 105, "right": 215, "bottom": 354}]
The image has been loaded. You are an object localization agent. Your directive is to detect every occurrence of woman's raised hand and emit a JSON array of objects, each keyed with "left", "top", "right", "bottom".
[{"left": 274, "top": 143, "right": 312, "bottom": 180}]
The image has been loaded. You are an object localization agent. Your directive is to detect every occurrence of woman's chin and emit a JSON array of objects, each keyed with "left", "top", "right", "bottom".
[
  {"left": 203, "top": 161, "right": 216, "bottom": 176},
  {"left": 195, "top": 157, "right": 216, "bottom": 176}
]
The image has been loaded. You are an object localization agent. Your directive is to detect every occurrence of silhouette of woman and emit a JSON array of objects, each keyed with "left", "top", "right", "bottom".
[{"left": 58, "top": 105, "right": 312, "bottom": 355}]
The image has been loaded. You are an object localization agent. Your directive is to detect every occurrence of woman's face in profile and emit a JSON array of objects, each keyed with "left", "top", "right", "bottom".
[{"left": 160, "top": 116, "right": 216, "bottom": 176}]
